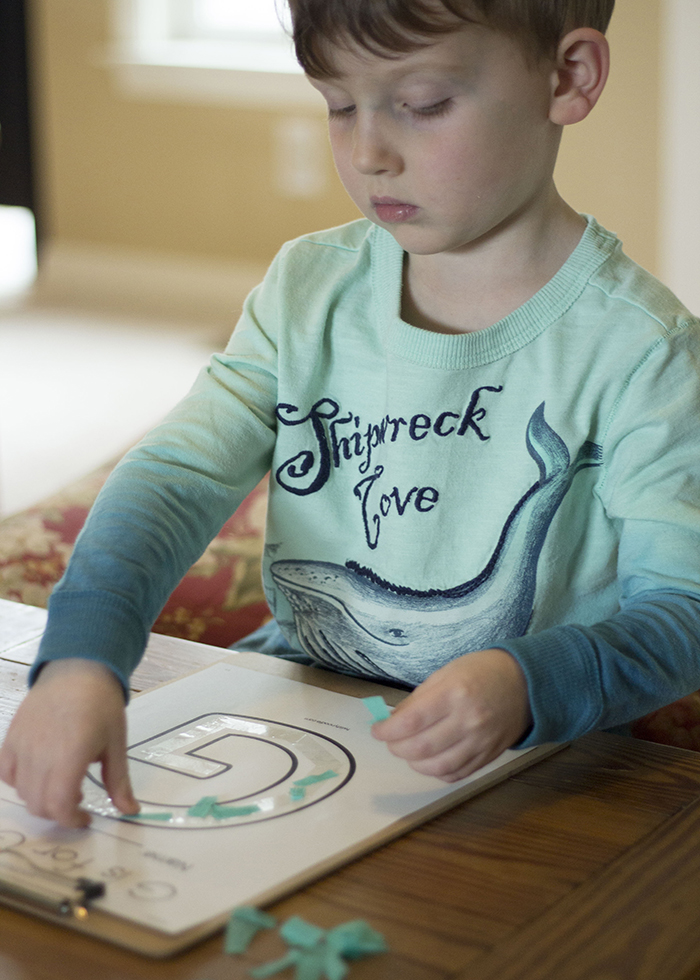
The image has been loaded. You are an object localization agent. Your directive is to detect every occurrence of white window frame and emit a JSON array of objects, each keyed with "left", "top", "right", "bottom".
[
  {"left": 660, "top": 0, "right": 700, "bottom": 313},
  {"left": 108, "top": 0, "right": 326, "bottom": 110}
]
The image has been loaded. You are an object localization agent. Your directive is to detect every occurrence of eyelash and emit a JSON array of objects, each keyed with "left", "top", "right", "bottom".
[
  {"left": 411, "top": 98, "right": 453, "bottom": 118},
  {"left": 327, "top": 98, "right": 454, "bottom": 121}
]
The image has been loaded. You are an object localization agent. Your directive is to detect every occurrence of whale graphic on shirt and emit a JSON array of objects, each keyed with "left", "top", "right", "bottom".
[{"left": 270, "top": 403, "right": 602, "bottom": 685}]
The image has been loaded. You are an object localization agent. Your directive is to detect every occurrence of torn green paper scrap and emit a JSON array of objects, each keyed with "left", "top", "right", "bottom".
[
  {"left": 293, "top": 770, "right": 338, "bottom": 788},
  {"left": 249, "top": 950, "right": 300, "bottom": 978},
  {"left": 326, "top": 919, "right": 389, "bottom": 958},
  {"left": 187, "top": 796, "right": 218, "bottom": 817},
  {"left": 121, "top": 812, "right": 173, "bottom": 821},
  {"left": 361, "top": 696, "right": 392, "bottom": 722},
  {"left": 224, "top": 905, "right": 276, "bottom": 955},
  {"left": 280, "top": 915, "right": 326, "bottom": 948},
  {"left": 188, "top": 797, "right": 260, "bottom": 819},
  {"left": 211, "top": 803, "right": 260, "bottom": 818},
  {"left": 250, "top": 916, "right": 388, "bottom": 979},
  {"left": 289, "top": 770, "right": 339, "bottom": 803}
]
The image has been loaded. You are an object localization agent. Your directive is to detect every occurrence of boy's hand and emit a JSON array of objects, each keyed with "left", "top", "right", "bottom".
[
  {"left": 371, "top": 648, "right": 532, "bottom": 781},
  {"left": 0, "top": 659, "right": 139, "bottom": 828}
]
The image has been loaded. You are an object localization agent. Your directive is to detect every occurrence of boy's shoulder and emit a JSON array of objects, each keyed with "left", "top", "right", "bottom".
[
  {"left": 253, "top": 219, "right": 389, "bottom": 315},
  {"left": 587, "top": 218, "right": 699, "bottom": 338},
  {"left": 265, "top": 218, "right": 394, "bottom": 294},
  {"left": 280, "top": 217, "right": 377, "bottom": 257}
]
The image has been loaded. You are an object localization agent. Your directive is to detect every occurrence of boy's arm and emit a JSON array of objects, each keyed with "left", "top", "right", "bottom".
[
  {"left": 503, "top": 590, "right": 700, "bottom": 746},
  {"left": 379, "top": 323, "right": 700, "bottom": 773},
  {"left": 372, "top": 592, "right": 700, "bottom": 778},
  {"left": 1, "top": 269, "right": 281, "bottom": 827},
  {"left": 30, "top": 277, "right": 280, "bottom": 687}
]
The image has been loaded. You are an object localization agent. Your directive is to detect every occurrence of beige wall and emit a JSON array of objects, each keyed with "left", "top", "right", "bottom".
[
  {"left": 555, "top": 0, "right": 661, "bottom": 275},
  {"left": 29, "top": 0, "right": 660, "bottom": 279}
]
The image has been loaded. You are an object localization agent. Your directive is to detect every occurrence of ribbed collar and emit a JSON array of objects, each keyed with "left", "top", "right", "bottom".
[{"left": 372, "top": 215, "right": 620, "bottom": 369}]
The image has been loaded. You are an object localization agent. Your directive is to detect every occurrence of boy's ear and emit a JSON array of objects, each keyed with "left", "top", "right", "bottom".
[{"left": 548, "top": 28, "right": 610, "bottom": 126}]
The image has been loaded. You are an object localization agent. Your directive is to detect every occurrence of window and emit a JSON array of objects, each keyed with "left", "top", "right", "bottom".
[
  {"left": 178, "top": 0, "right": 290, "bottom": 41},
  {"left": 110, "top": 0, "right": 324, "bottom": 109}
]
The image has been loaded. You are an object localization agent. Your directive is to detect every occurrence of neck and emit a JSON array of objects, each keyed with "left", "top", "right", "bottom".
[{"left": 402, "top": 192, "right": 586, "bottom": 335}]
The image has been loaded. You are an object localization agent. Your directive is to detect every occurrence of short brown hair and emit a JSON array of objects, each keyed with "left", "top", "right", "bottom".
[{"left": 286, "top": 0, "right": 616, "bottom": 77}]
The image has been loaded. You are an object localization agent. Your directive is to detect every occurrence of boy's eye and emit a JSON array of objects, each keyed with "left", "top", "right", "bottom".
[
  {"left": 407, "top": 98, "right": 453, "bottom": 118},
  {"left": 327, "top": 104, "right": 356, "bottom": 119}
]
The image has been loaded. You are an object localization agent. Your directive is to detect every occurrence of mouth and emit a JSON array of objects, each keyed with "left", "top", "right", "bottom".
[{"left": 370, "top": 197, "right": 420, "bottom": 223}]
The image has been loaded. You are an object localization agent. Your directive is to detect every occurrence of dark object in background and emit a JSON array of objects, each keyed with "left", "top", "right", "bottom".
[{"left": 0, "top": 0, "right": 37, "bottom": 228}]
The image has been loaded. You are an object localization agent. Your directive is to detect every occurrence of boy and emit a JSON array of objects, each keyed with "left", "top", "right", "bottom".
[{"left": 3, "top": 0, "right": 700, "bottom": 830}]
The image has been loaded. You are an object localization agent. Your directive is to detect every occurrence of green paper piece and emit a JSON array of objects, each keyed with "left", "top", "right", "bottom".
[
  {"left": 225, "top": 917, "right": 258, "bottom": 955},
  {"left": 233, "top": 906, "right": 277, "bottom": 929},
  {"left": 252, "top": 916, "right": 388, "bottom": 980},
  {"left": 211, "top": 803, "right": 260, "bottom": 818},
  {"left": 326, "top": 920, "right": 389, "bottom": 958},
  {"left": 293, "top": 770, "right": 338, "bottom": 788},
  {"left": 362, "top": 696, "right": 391, "bottom": 722},
  {"left": 290, "top": 784, "right": 306, "bottom": 801},
  {"left": 249, "top": 950, "right": 300, "bottom": 978},
  {"left": 296, "top": 948, "right": 329, "bottom": 980},
  {"left": 280, "top": 916, "right": 326, "bottom": 949},
  {"left": 224, "top": 905, "right": 276, "bottom": 955},
  {"left": 121, "top": 811, "right": 173, "bottom": 821},
  {"left": 188, "top": 796, "right": 218, "bottom": 817},
  {"left": 320, "top": 947, "right": 349, "bottom": 980}
]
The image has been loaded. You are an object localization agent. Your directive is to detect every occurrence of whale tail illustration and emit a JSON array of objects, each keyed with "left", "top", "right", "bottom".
[
  {"left": 572, "top": 439, "right": 604, "bottom": 475},
  {"left": 526, "top": 402, "right": 570, "bottom": 485}
]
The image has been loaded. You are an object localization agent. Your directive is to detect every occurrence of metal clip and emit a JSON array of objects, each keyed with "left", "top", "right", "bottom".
[{"left": 0, "top": 849, "right": 105, "bottom": 918}]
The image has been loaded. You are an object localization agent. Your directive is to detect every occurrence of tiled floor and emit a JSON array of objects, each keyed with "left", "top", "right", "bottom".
[
  {"left": 0, "top": 306, "right": 215, "bottom": 517},
  {"left": 0, "top": 206, "right": 223, "bottom": 517}
]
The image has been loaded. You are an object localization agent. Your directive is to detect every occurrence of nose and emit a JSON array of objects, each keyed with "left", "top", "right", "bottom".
[{"left": 351, "top": 116, "right": 402, "bottom": 176}]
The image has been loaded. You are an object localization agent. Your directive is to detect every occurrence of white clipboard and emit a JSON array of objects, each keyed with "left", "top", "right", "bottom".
[{"left": 0, "top": 651, "right": 561, "bottom": 956}]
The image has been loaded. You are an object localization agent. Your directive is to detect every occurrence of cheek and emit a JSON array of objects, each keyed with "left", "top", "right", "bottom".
[
  {"left": 420, "top": 137, "right": 495, "bottom": 197},
  {"left": 328, "top": 133, "right": 361, "bottom": 195},
  {"left": 429, "top": 116, "right": 545, "bottom": 198}
]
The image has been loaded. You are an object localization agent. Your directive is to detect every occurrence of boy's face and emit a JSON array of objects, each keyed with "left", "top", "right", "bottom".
[{"left": 309, "top": 25, "right": 562, "bottom": 258}]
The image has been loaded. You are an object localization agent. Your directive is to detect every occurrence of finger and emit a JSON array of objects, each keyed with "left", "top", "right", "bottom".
[
  {"left": 101, "top": 747, "right": 139, "bottom": 816},
  {"left": 405, "top": 740, "right": 500, "bottom": 782},
  {"left": 0, "top": 743, "right": 17, "bottom": 787},
  {"left": 18, "top": 763, "right": 90, "bottom": 828},
  {"left": 12, "top": 724, "right": 96, "bottom": 828},
  {"left": 383, "top": 714, "right": 466, "bottom": 763},
  {"left": 372, "top": 692, "right": 449, "bottom": 742},
  {"left": 42, "top": 790, "right": 91, "bottom": 830}
]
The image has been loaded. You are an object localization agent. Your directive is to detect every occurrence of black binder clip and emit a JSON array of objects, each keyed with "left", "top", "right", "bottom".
[{"left": 0, "top": 849, "right": 105, "bottom": 919}]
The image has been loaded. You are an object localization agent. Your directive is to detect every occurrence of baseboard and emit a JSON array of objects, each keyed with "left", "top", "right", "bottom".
[{"left": 32, "top": 240, "right": 268, "bottom": 335}]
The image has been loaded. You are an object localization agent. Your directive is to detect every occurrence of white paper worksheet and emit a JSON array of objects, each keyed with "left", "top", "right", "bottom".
[{"left": 0, "top": 659, "right": 556, "bottom": 948}]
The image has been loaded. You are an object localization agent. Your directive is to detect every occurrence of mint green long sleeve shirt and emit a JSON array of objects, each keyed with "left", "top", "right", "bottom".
[{"left": 34, "top": 216, "right": 700, "bottom": 746}]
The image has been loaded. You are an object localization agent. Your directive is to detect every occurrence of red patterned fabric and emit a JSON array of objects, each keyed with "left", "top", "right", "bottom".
[
  {"left": 2, "top": 465, "right": 700, "bottom": 750},
  {"left": 630, "top": 693, "right": 700, "bottom": 752},
  {"left": 0, "top": 462, "right": 270, "bottom": 648}
]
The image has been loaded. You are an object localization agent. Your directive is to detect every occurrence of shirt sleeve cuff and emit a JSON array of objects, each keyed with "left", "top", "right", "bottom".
[
  {"left": 29, "top": 590, "right": 149, "bottom": 700},
  {"left": 499, "top": 626, "right": 603, "bottom": 747}
]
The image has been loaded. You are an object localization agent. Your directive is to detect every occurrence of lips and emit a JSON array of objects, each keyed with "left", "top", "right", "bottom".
[{"left": 371, "top": 197, "right": 420, "bottom": 223}]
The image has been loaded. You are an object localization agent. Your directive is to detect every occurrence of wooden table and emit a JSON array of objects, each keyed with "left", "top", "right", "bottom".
[{"left": 2, "top": 597, "right": 700, "bottom": 980}]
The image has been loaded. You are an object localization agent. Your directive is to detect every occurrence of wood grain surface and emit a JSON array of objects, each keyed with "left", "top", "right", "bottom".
[{"left": 2, "top": 599, "right": 700, "bottom": 979}]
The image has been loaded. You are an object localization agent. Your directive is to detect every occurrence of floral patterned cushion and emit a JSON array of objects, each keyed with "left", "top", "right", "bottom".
[
  {"left": 630, "top": 694, "right": 700, "bottom": 753},
  {"left": 0, "top": 461, "right": 271, "bottom": 648},
  {"left": 2, "top": 464, "right": 700, "bottom": 752}
]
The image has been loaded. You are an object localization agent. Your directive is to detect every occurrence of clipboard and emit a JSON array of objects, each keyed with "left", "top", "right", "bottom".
[{"left": 0, "top": 650, "right": 562, "bottom": 957}]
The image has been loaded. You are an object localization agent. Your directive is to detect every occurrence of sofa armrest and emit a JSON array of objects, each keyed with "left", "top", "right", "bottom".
[{"left": 0, "top": 462, "right": 270, "bottom": 648}]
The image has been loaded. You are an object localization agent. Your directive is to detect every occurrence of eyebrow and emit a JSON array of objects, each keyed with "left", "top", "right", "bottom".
[{"left": 315, "top": 54, "right": 477, "bottom": 87}]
